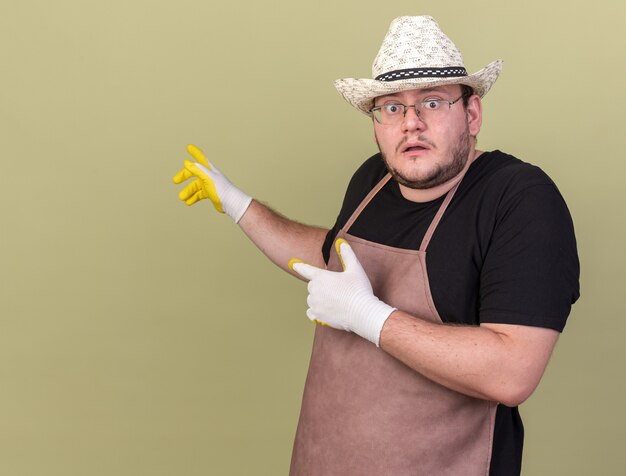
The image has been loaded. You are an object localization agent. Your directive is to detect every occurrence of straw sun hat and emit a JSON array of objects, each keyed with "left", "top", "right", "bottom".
[{"left": 335, "top": 16, "right": 503, "bottom": 115}]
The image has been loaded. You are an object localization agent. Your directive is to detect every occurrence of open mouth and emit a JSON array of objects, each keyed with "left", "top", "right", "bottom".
[
  {"left": 405, "top": 145, "right": 428, "bottom": 152},
  {"left": 396, "top": 138, "right": 433, "bottom": 154},
  {"left": 402, "top": 143, "right": 430, "bottom": 153}
]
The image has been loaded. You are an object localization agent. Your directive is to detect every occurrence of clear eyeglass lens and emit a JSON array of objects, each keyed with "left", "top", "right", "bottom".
[
  {"left": 373, "top": 99, "right": 455, "bottom": 124},
  {"left": 424, "top": 100, "right": 443, "bottom": 111}
]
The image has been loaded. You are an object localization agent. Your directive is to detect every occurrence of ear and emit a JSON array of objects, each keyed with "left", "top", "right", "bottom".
[{"left": 466, "top": 95, "right": 483, "bottom": 137}]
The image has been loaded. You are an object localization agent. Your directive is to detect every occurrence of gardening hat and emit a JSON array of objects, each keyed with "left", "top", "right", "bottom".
[{"left": 335, "top": 16, "right": 503, "bottom": 115}]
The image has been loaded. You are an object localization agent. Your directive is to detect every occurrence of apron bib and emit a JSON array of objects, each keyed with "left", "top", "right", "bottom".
[{"left": 290, "top": 174, "right": 497, "bottom": 476}]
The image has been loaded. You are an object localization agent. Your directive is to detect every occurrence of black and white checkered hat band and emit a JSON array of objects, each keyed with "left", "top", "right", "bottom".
[{"left": 375, "top": 67, "right": 468, "bottom": 82}]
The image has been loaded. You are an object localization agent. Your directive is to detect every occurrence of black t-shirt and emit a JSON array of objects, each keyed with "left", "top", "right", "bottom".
[{"left": 322, "top": 150, "right": 580, "bottom": 476}]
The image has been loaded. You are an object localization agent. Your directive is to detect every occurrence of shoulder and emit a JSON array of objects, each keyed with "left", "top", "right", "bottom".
[
  {"left": 467, "top": 150, "right": 557, "bottom": 195},
  {"left": 459, "top": 150, "right": 570, "bottom": 220}
]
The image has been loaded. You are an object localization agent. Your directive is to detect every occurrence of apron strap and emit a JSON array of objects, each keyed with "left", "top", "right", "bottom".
[
  {"left": 418, "top": 180, "right": 462, "bottom": 252},
  {"left": 343, "top": 173, "right": 392, "bottom": 231}
]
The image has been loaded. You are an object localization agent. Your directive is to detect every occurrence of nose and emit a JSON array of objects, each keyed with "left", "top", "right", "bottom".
[{"left": 401, "top": 105, "right": 425, "bottom": 132}]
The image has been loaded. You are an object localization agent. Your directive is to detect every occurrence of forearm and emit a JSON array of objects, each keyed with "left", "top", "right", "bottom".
[
  {"left": 379, "top": 311, "right": 559, "bottom": 406},
  {"left": 173, "top": 145, "right": 328, "bottom": 274},
  {"left": 238, "top": 199, "right": 329, "bottom": 276}
]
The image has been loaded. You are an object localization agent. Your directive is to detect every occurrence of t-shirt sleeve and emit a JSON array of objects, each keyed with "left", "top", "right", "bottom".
[{"left": 479, "top": 176, "right": 580, "bottom": 332}]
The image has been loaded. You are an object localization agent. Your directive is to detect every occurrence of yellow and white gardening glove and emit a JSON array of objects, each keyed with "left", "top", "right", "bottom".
[
  {"left": 172, "top": 144, "right": 252, "bottom": 223},
  {"left": 289, "top": 239, "right": 396, "bottom": 347}
]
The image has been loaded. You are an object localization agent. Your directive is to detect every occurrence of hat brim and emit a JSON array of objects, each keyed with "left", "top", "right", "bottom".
[{"left": 334, "top": 60, "right": 503, "bottom": 115}]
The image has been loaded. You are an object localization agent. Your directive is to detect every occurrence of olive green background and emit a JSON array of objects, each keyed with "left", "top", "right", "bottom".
[{"left": 1, "top": 0, "right": 624, "bottom": 474}]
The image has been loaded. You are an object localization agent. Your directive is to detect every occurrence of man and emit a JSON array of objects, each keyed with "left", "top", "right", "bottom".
[{"left": 173, "top": 16, "right": 579, "bottom": 476}]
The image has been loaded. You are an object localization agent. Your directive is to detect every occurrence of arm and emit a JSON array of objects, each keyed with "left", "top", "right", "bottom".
[
  {"left": 291, "top": 240, "right": 559, "bottom": 406},
  {"left": 238, "top": 200, "right": 328, "bottom": 275},
  {"left": 380, "top": 314, "right": 559, "bottom": 406},
  {"left": 173, "top": 144, "right": 327, "bottom": 274}
]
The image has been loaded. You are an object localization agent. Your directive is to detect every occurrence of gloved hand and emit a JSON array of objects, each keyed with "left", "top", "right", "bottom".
[
  {"left": 172, "top": 144, "right": 252, "bottom": 223},
  {"left": 289, "top": 239, "right": 396, "bottom": 347}
]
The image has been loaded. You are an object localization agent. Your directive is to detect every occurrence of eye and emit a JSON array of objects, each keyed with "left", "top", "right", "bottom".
[
  {"left": 383, "top": 103, "right": 403, "bottom": 115},
  {"left": 423, "top": 100, "right": 442, "bottom": 110}
]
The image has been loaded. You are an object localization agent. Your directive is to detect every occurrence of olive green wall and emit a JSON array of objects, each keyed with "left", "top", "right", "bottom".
[{"left": 1, "top": 0, "right": 624, "bottom": 474}]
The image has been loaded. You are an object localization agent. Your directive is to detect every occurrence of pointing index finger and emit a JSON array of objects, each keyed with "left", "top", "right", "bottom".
[{"left": 288, "top": 258, "right": 322, "bottom": 281}]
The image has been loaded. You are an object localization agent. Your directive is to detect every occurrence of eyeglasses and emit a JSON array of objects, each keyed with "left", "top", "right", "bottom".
[{"left": 369, "top": 96, "right": 464, "bottom": 125}]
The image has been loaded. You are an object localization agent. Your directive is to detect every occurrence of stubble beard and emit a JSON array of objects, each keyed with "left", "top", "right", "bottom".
[{"left": 379, "top": 125, "right": 472, "bottom": 190}]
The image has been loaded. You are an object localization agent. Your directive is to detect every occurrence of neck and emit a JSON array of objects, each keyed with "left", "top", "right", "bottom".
[{"left": 399, "top": 150, "right": 482, "bottom": 203}]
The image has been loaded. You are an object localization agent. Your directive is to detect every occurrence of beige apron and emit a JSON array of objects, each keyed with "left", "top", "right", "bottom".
[{"left": 290, "top": 173, "right": 497, "bottom": 476}]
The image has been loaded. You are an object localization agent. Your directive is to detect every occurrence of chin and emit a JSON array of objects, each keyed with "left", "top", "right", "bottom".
[{"left": 391, "top": 170, "right": 438, "bottom": 189}]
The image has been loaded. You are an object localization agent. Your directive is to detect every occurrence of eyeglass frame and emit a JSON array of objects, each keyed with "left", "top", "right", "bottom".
[{"left": 369, "top": 95, "right": 465, "bottom": 124}]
